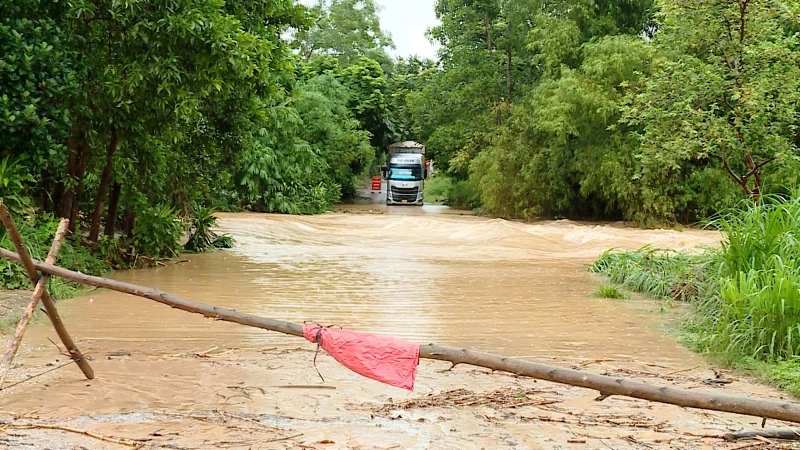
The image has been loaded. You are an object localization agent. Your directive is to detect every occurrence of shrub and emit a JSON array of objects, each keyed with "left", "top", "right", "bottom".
[
  {"left": 448, "top": 179, "right": 481, "bottom": 210},
  {"left": 589, "top": 245, "right": 716, "bottom": 302},
  {"left": 0, "top": 156, "right": 35, "bottom": 215},
  {"left": 423, "top": 175, "right": 452, "bottom": 204},
  {"left": 184, "top": 205, "right": 236, "bottom": 252},
  {"left": 132, "top": 204, "right": 184, "bottom": 260}
]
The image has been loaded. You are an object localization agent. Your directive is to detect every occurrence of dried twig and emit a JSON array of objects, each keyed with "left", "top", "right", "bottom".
[
  {"left": 265, "top": 433, "right": 303, "bottom": 443},
  {"left": 5, "top": 423, "right": 142, "bottom": 447}
]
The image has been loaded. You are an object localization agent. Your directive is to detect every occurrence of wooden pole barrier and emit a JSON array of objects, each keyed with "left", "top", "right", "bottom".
[
  {"left": 0, "top": 218, "right": 70, "bottom": 388},
  {"left": 723, "top": 429, "right": 800, "bottom": 441},
  {"left": 0, "top": 205, "right": 94, "bottom": 380},
  {"left": 1, "top": 247, "right": 800, "bottom": 423}
]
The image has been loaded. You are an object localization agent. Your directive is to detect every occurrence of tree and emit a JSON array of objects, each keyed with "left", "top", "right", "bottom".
[
  {"left": 293, "top": 0, "right": 394, "bottom": 67},
  {"left": 295, "top": 74, "right": 374, "bottom": 196},
  {"left": 626, "top": 0, "right": 800, "bottom": 202}
]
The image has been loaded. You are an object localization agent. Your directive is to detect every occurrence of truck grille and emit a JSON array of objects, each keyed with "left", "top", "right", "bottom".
[{"left": 391, "top": 186, "right": 419, "bottom": 202}]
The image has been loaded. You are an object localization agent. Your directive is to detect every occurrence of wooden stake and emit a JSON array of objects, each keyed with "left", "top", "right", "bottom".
[
  {"left": 0, "top": 204, "right": 94, "bottom": 380},
  {"left": 0, "top": 218, "right": 70, "bottom": 388},
  {"left": 1, "top": 247, "right": 800, "bottom": 423}
]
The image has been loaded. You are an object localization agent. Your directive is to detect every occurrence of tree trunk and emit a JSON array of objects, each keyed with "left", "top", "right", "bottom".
[
  {"left": 52, "top": 176, "right": 64, "bottom": 216},
  {"left": 506, "top": 22, "right": 512, "bottom": 120},
  {"left": 60, "top": 148, "right": 78, "bottom": 219},
  {"left": 122, "top": 206, "right": 135, "bottom": 238},
  {"left": 104, "top": 182, "right": 121, "bottom": 238},
  {"left": 724, "top": 429, "right": 800, "bottom": 441},
  {"left": 483, "top": 12, "right": 501, "bottom": 126},
  {"left": 40, "top": 171, "right": 51, "bottom": 211},
  {"left": 68, "top": 143, "right": 91, "bottom": 235},
  {"left": 88, "top": 128, "right": 119, "bottom": 243}
]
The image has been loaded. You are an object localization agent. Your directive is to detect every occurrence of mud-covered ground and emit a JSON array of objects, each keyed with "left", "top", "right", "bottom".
[{"left": 2, "top": 344, "right": 800, "bottom": 450}]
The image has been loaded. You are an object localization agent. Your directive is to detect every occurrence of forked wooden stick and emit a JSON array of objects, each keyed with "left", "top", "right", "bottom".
[
  {"left": 0, "top": 204, "right": 94, "bottom": 381},
  {"left": 0, "top": 218, "right": 70, "bottom": 388},
  {"left": 1, "top": 246, "right": 800, "bottom": 423}
]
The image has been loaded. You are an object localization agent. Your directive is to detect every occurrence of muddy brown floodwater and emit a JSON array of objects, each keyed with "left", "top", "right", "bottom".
[
  {"left": 3, "top": 208, "right": 799, "bottom": 449},
  {"left": 27, "top": 210, "right": 719, "bottom": 361}
]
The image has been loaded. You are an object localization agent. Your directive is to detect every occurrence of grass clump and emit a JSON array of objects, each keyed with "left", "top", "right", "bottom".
[
  {"left": 594, "top": 283, "right": 628, "bottom": 299},
  {"left": 589, "top": 245, "right": 716, "bottom": 302}
]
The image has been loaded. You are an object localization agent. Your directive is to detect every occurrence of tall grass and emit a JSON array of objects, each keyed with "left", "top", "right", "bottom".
[{"left": 688, "top": 194, "right": 800, "bottom": 362}]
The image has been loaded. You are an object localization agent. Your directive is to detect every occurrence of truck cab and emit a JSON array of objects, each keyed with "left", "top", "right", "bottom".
[{"left": 383, "top": 141, "right": 426, "bottom": 206}]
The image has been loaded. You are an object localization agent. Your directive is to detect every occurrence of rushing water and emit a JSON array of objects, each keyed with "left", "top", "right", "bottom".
[{"left": 26, "top": 208, "right": 719, "bottom": 363}]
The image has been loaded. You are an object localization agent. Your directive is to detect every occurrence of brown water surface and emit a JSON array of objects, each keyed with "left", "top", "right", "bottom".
[{"left": 26, "top": 210, "right": 720, "bottom": 364}]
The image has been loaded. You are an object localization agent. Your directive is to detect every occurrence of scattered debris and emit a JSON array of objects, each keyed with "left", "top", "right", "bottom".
[{"left": 377, "top": 387, "right": 562, "bottom": 412}]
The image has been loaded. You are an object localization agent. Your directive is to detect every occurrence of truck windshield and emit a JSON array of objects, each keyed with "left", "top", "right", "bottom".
[{"left": 387, "top": 166, "right": 423, "bottom": 181}]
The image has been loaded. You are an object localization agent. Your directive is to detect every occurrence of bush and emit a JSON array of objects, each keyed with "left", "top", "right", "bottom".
[
  {"left": 592, "top": 193, "right": 800, "bottom": 367},
  {"left": 0, "top": 156, "right": 35, "bottom": 215},
  {"left": 132, "top": 204, "right": 184, "bottom": 260},
  {"left": 448, "top": 179, "right": 481, "bottom": 210},
  {"left": 184, "top": 205, "right": 236, "bottom": 252},
  {"left": 423, "top": 175, "right": 452, "bottom": 204}
]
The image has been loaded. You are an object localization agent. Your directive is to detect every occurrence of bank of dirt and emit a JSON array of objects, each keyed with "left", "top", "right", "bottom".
[{"left": 1, "top": 210, "right": 798, "bottom": 448}]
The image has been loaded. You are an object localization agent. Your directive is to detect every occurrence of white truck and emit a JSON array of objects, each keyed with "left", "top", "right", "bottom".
[{"left": 382, "top": 141, "right": 427, "bottom": 206}]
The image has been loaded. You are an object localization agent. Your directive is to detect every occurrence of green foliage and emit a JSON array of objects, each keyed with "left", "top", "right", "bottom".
[
  {"left": 0, "top": 15, "right": 75, "bottom": 169},
  {"left": 624, "top": 0, "right": 800, "bottom": 204},
  {"left": 0, "top": 213, "right": 109, "bottom": 297},
  {"left": 237, "top": 101, "right": 343, "bottom": 215},
  {"left": 394, "top": 0, "right": 799, "bottom": 224},
  {"left": 131, "top": 204, "right": 184, "bottom": 260},
  {"left": 590, "top": 246, "right": 716, "bottom": 303},
  {"left": 293, "top": 0, "right": 394, "bottom": 67},
  {"left": 593, "top": 194, "right": 800, "bottom": 386},
  {"left": 423, "top": 175, "right": 452, "bottom": 204},
  {"left": 471, "top": 35, "right": 657, "bottom": 221},
  {"left": 448, "top": 179, "right": 481, "bottom": 211},
  {"left": 295, "top": 75, "right": 375, "bottom": 197},
  {"left": 420, "top": 174, "right": 480, "bottom": 208},
  {"left": 0, "top": 156, "right": 35, "bottom": 215}
]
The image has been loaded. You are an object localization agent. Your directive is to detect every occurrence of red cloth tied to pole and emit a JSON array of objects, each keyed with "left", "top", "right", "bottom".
[{"left": 302, "top": 324, "right": 420, "bottom": 391}]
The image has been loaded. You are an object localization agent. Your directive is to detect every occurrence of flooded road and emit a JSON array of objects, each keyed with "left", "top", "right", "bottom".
[
  {"left": 9, "top": 208, "right": 800, "bottom": 450},
  {"left": 27, "top": 208, "right": 719, "bottom": 363}
]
